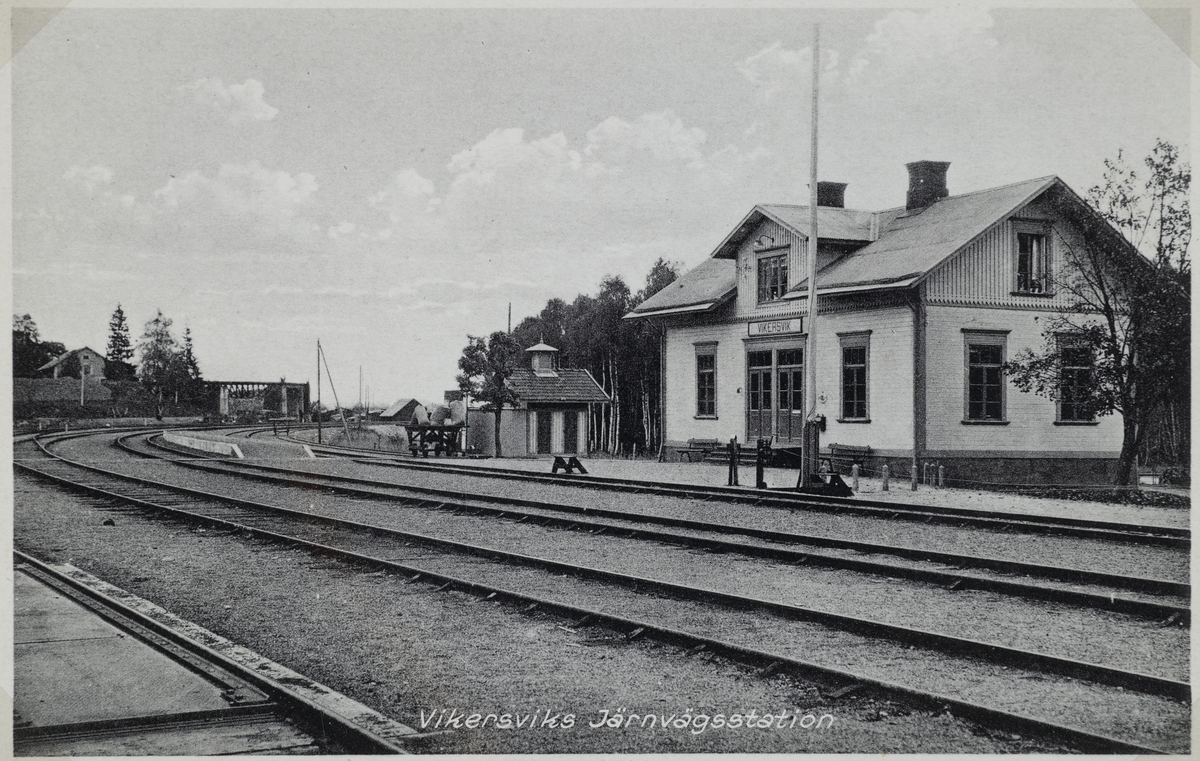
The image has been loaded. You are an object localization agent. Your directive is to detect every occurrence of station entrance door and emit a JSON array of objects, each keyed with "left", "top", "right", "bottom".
[{"left": 746, "top": 344, "right": 805, "bottom": 445}]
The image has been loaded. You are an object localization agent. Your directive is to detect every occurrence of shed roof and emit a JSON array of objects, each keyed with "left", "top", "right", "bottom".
[
  {"left": 507, "top": 368, "right": 609, "bottom": 404},
  {"left": 379, "top": 397, "right": 421, "bottom": 419}
]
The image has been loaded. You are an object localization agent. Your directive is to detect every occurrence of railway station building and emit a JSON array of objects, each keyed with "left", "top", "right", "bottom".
[{"left": 626, "top": 162, "right": 1129, "bottom": 486}]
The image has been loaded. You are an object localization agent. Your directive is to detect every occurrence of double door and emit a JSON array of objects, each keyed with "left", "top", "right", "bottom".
[{"left": 746, "top": 347, "right": 804, "bottom": 444}]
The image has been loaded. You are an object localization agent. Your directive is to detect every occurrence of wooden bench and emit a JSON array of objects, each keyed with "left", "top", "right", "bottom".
[
  {"left": 827, "top": 443, "right": 871, "bottom": 474},
  {"left": 678, "top": 438, "right": 722, "bottom": 462}
]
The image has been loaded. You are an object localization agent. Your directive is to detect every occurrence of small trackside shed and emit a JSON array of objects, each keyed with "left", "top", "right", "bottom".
[
  {"left": 467, "top": 343, "right": 611, "bottom": 457},
  {"left": 379, "top": 398, "right": 422, "bottom": 423},
  {"left": 626, "top": 161, "right": 1130, "bottom": 486}
]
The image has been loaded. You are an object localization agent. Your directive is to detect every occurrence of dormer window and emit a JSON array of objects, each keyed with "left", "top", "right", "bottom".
[
  {"left": 527, "top": 342, "right": 560, "bottom": 377},
  {"left": 1014, "top": 223, "right": 1051, "bottom": 294},
  {"left": 757, "top": 252, "right": 788, "bottom": 303}
]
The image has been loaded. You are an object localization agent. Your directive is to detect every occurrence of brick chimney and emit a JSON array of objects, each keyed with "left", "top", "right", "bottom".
[
  {"left": 817, "top": 181, "right": 847, "bottom": 208},
  {"left": 905, "top": 161, "right": 951, "bottom": 210}
]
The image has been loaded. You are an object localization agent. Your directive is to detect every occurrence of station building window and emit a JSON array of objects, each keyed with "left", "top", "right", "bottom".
[
  {"left": 1058, "top": 339, "right": 1095, "bottom": 422},
  {"left": 963, "top": 330, "right": 1008, "bottom": 423},
  {"left": 757, "top": 252, "right": 788, "bottom": 303},
  {"left": 695, "top": 343, "right": 717, "bottom": 418},
  {"left": 1014, "top": 222, "right": 1052, "bottom": 294},
  {"left": 839, "top": 331, "right": 870, "bottom": 421}
]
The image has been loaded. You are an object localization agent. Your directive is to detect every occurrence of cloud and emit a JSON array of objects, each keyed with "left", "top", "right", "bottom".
[
  {"left": 863, "top": 7, "right": 996, "bottom": 59},
  {"left": 327, "top": 221, "right": 356, "bottom": 239},
  {"left": 154, "top": 161, "right": 319, "bottom": 238},
  {"left": 737, "top": 42, "right": 810, "bottom": 100},
  {"left": 183, "top": 77, "right": 279, "bottom": 123},
  {"left": 63, "top": 164, "right": 113, "bottom": 193}
]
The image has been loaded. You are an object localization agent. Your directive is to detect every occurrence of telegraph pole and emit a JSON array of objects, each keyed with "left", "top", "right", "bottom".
[
  {"left": 316, "top": 339, "right": 323, "bottom": 444},
  {"left": 802, "top": 23, "right": 821, "bottom": 488}
]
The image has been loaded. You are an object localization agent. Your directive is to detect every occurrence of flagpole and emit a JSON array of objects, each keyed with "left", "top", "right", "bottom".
[{"left": 804, "top": 23, "right": 821, "bottom": 484}]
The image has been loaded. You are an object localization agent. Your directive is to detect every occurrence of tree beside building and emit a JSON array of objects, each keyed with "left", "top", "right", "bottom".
[{"left": 1004, "top": 141, "right": 1190, "bottom": 484}]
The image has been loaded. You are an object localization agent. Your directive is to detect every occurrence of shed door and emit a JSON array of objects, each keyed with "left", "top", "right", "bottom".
[
  {"left": 536, "top": 410, "right": 553, "bottom": 454},
  {"left": 563, "top": 410, "right": 578, "bottom": 454}
]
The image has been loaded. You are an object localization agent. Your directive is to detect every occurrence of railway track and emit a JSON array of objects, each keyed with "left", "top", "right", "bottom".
[
  {"left": 128, "top": 432, "right": 1190, "bottom": 621},
  {"left": 14, "top": 430, "right": 1192, "bottom": 753},
  {"left": 290, "top": 436, "right": 1190, "bottom": 548},
  {"left": 13, "top": 549, "right": 415, "bottom": 754}
]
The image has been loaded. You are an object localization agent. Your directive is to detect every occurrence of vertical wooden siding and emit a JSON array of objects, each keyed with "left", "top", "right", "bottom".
[
  {"left": 735, "top": 219, "right": 809, "bottom": 319},
  {"left": 924, "top": 200, "right": 1078, "bottom": 310}
]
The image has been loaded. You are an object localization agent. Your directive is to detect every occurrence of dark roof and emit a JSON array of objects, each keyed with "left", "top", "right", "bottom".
[
  {"left": 36, "top": 346, "right": 105, "bottom": 373},
  {"left": 628, "top": 174, "right": 1071, "bottom": 313},
  {"left": 379, "top": 398, "right": 421, "bottom": 420},
  {"left": 790, "top": 176, "right": 1058, "bottom": 294},
  {"left": 506, "top": 368, "right": 609, "bottom": 404},
  {"left": 625, "top": 258, "right": 736, "bottom": 317}
]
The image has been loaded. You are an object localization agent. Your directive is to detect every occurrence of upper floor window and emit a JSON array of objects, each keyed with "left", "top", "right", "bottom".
[
  {"left": 1059, "top": 343, "right": 1094, "bottom": 422},
  {"left": 1015, "top": 225, "right": 1051, "bottom": 294},
  {"left": 757, "top": 253, "right": 788, "bottom": 303}
]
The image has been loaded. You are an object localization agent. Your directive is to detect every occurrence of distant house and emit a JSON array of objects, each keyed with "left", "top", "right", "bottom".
[
  {"left": 467, "top": 343, "right": 610, "bottom": 457},
  {"left": 37, "top": 347, "right": 106, "bottom": 380},
  {"left": 379, "top": 398, "right": 422, "bottom": 424}
]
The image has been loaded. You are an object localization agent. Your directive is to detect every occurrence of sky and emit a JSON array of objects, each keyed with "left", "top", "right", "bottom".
[{"left": 11, "top": 3, "right": 1192, "bottom": 405}]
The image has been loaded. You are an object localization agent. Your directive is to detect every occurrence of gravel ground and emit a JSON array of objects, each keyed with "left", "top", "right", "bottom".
[
  {"left": 30, "top": 429, "right": 1190, "bottom": 748},
  {"left": 69, "top": 459, "right": 1187, "bottom": 682},
  {"left": 15, "top": 476, "right": 1062, "bottom": 755},
  {"left": 252, "top": 455, "right": 1189, "bottom": 583},
  {"left": 287, "top": 432, "right": 1188, "bottom": 530}
]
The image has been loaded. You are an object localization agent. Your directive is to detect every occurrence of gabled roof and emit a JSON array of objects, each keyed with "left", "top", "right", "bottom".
[
  {"left": 624, "top": 258, "right": 736, "bottom": 318},
  {"left": 506, "top": 368, "right": 610, "bottom": 404},
  {"left": 709, "top": 205, "right": 877, "bottom": 261},
  {"left": 36, "top": 346, "right": 105, "bottom": 372},
  {"left": 379, "top": 397, "right": 421, "bottom": 419},
  {"left": 626, "top": 173, "right": 1095, "bottom": 315},
  {"left": 787, "top": 176, "right": 1059, "bottom": 295}
]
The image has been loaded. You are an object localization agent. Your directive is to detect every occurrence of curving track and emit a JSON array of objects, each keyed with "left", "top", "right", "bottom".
[{"left": 14, "top": 428, "right": 1191, "bottom": 754}]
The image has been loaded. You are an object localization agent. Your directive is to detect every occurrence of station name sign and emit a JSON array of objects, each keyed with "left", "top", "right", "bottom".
[{"left": 748, "top": 318, "right": 804, "bottom": 337}]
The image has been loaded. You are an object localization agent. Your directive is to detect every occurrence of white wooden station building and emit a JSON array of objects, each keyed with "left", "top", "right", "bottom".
[{"left": 627, "top": 161, "right": 1128, "bottom": 486}]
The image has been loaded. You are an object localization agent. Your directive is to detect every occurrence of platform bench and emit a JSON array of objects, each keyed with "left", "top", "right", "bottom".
[
  {"left": 679, "top": 438, "right": 722, "bottom": 463},
  {"left": 828, "top": 443, "right": 871, "bottom": 474}
]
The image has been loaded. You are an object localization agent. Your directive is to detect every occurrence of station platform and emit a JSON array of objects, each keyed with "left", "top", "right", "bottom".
[
  {"left": 161, "top": 430, "right": 316, "bottom": 462},
  {"left": 14, "top": 565, "right": 318, "bottom": 756},
  {"left": 13, "top": 555, "right": 417, "bottom": 755}
]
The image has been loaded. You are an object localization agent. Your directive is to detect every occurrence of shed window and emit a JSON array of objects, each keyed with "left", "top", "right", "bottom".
[{"left": 757, "top": 253, "right": 788, "bottom": 303}]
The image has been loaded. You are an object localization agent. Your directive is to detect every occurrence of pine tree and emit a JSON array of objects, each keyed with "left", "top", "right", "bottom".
[
  {"left": 180, "top": 327, "right": 204, "bottom": 402},
  {"left": 106, "top": 304, "right": 136, "bottom": 379}
]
